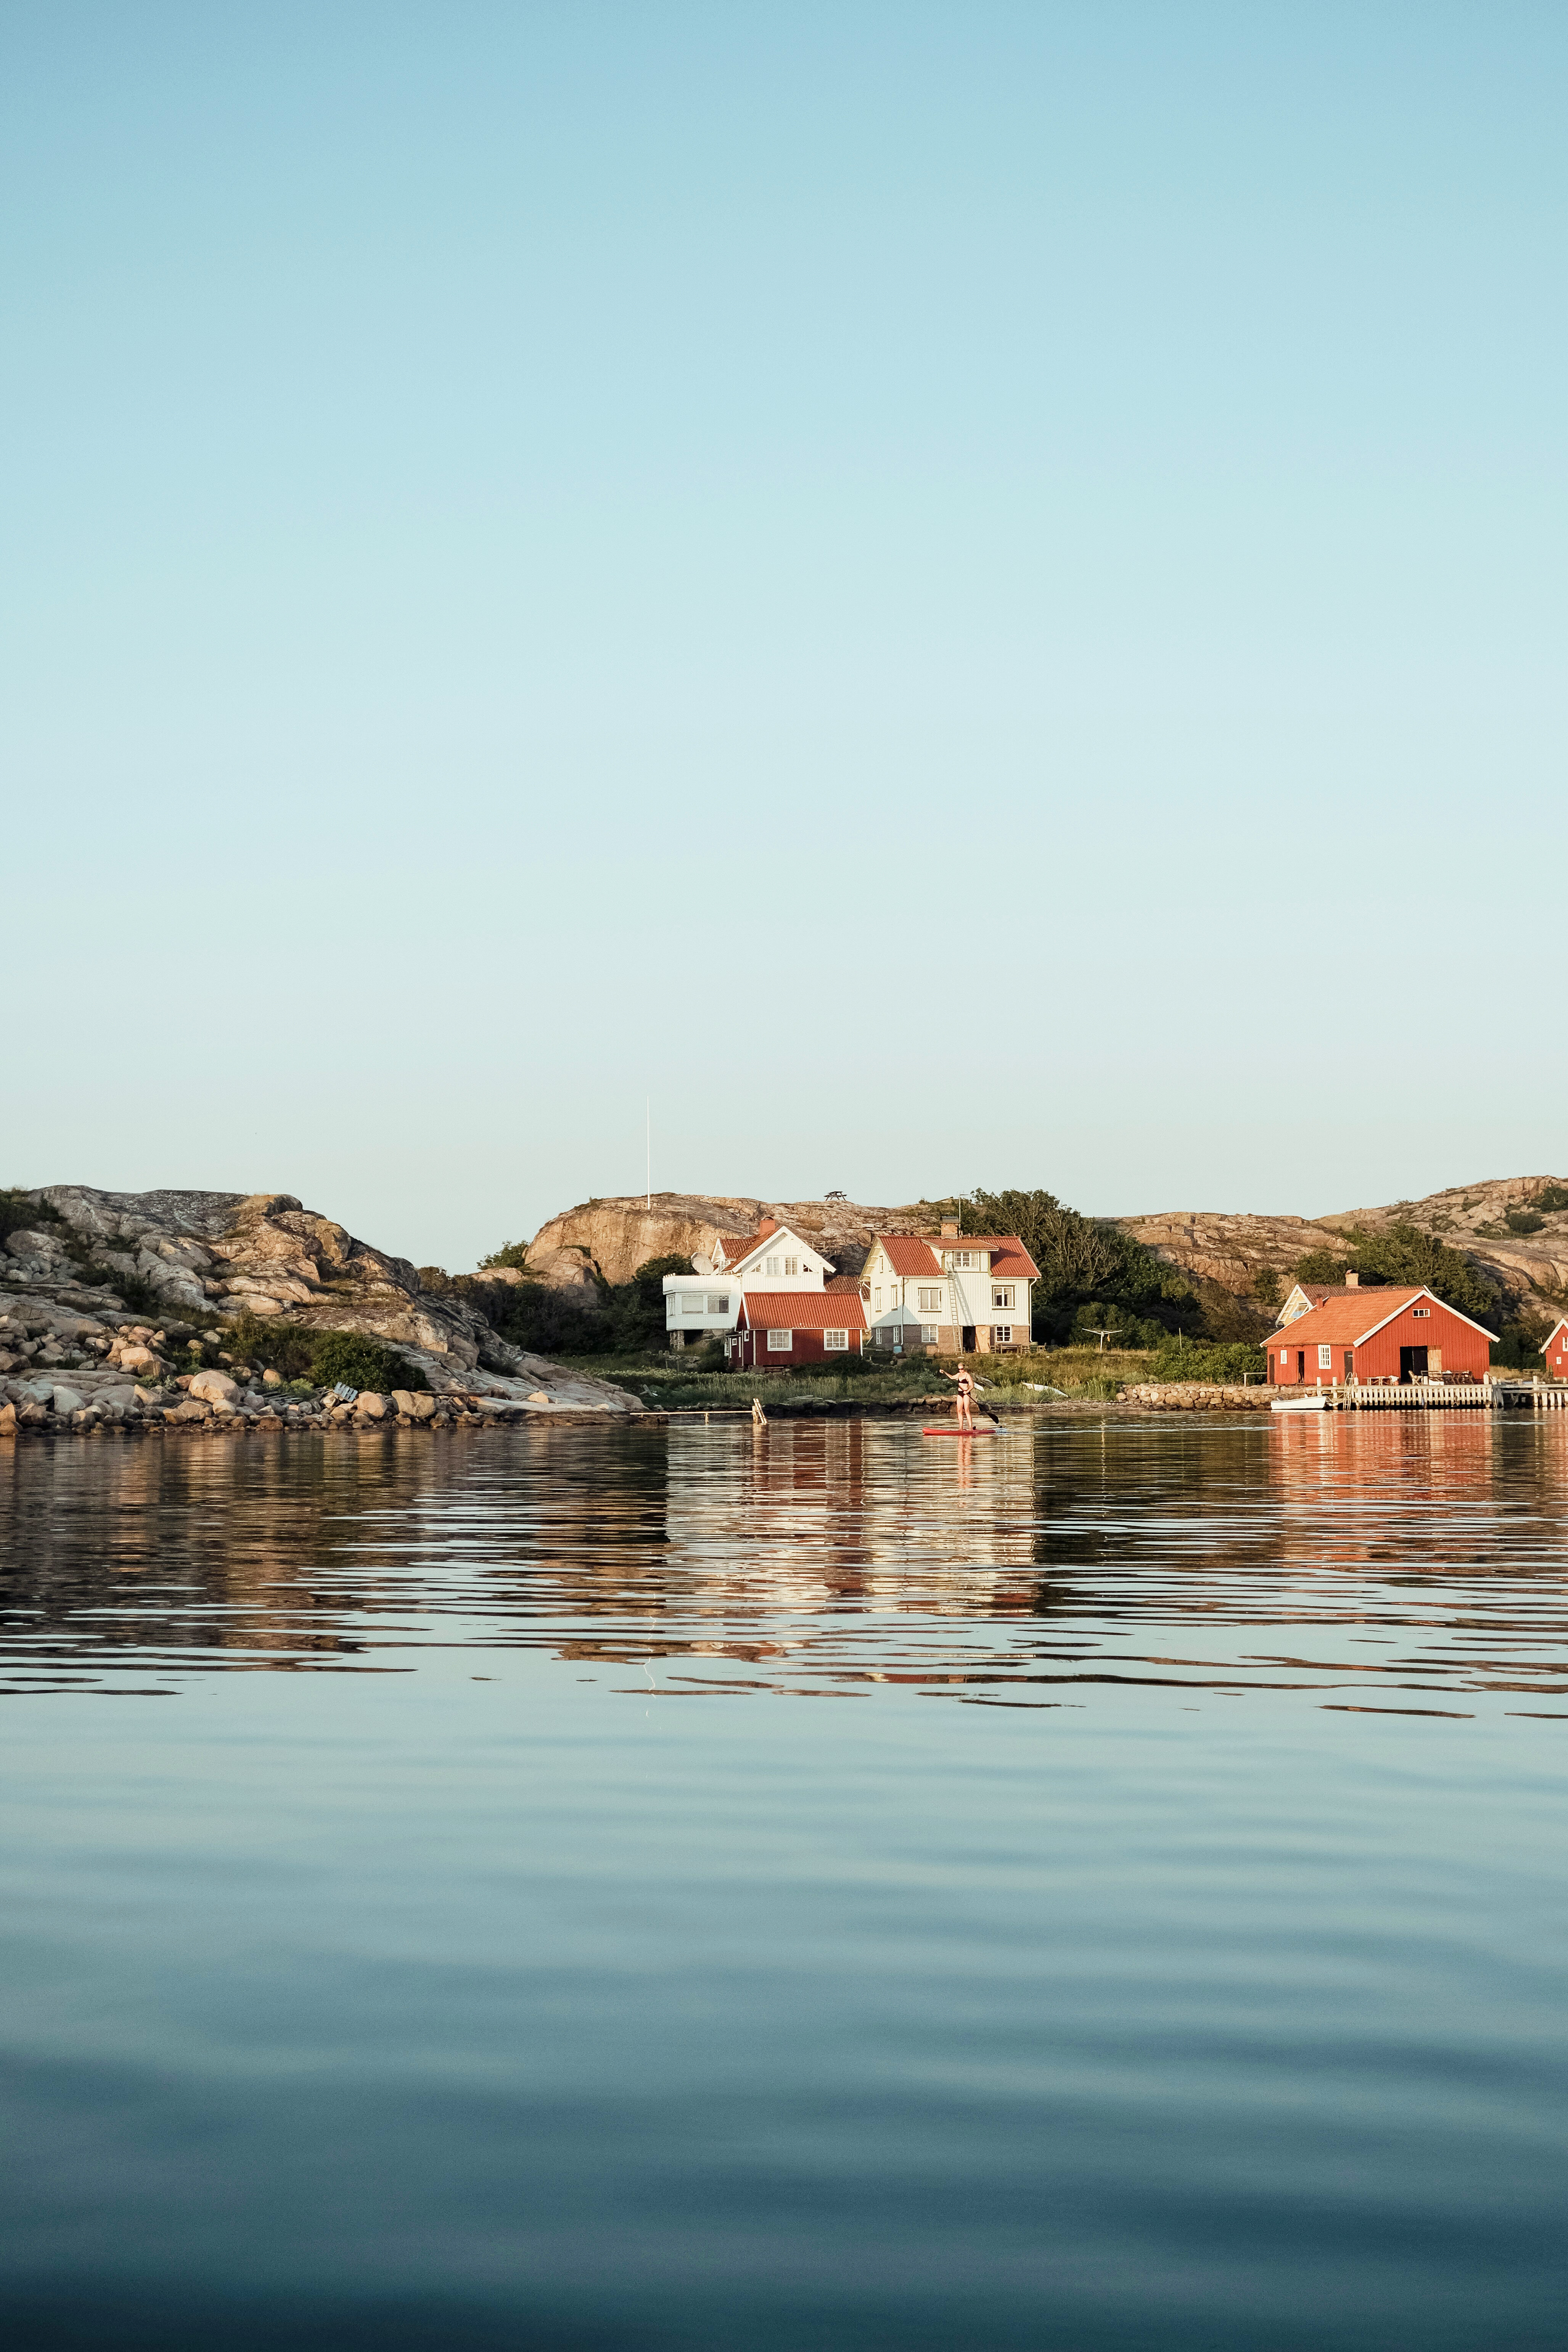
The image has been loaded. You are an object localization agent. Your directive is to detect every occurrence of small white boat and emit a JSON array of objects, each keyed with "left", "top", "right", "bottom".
[{"left": 1271, "top": 1394, "right": 1329, "bottom": 1413}]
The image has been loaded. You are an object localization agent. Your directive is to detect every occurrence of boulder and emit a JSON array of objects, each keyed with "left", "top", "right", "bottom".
[
  {"left": 50, "top": 1385, "right": 85, "bottom": 1416},
  {"left": 355, "top": 1393, "right": 388, "bottom": 1420},
  {"left": 262, "top": 1369, "right": 283, "bottom": 1388},
  {"left": 189, "top": 1369, "right": 240, "bottom": 1404},
  {"left": 0, "top": 1403, "right": 14, "bottom": 1435},
  {"left": 119, "top": 1345, "right": 162, "bottom": 1374}
]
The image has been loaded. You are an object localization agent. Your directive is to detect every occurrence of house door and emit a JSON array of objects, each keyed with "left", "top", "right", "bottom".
[
  {"left": 1296, "top": 1350, "right": 1305, "bottom": 1382},
  {"left": 1399, "top": 1346, "right": 1428, "bottom": 1382},
  {"left": 961, "top": 1326, "right": 976, "bottom": 1353}
]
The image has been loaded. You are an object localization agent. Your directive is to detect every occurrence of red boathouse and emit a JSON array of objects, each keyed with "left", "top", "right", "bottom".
[
  {"left": 1269, "top": 1286, "right": 1494, "bottom": 1387},
  {"left": 1543, "top": 1318, "right": 1568, "bottom": 1380},
  {"left": 727, "top": 1290, "right": 868, "bottom": 1370}
]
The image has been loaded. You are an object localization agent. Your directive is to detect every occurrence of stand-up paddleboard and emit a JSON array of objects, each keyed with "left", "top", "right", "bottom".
[{"left": 922, "top": 1422, "right": 999, "bottom": 1436}]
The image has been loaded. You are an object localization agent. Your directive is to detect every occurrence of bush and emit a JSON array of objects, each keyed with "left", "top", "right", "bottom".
[
  {"left": 1150, "top": 1338, "right": 1268, "bottom": 1384},
  {"left": 1534, "top": 1184, "right": 1568, "bottom": 1213},
  {"left": 1504, "top": 1209, "right": 1546, "bottom": 1236},
  {"left": 478, "top": 1240, "right": 533, "bottom": 1271},
  {"left": 222, "top": 1311, "right": 428, "bottom": 1393},
  {"left": 0, "top": 1189, "right": 61, "bottom": 1244}
]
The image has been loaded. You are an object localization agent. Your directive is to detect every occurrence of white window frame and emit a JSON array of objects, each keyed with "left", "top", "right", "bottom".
[
  {"left": 1318, "top": 1344, "right": 1332, "bottom": 1369},
  {"left": 824, "top": 1329, "right": 848, "bottom": 1351},
  {"left": 784, "top": 1256, "right": 799, "bottom": 1277},
  {"left": 679, "top": 1293, "right": 704, "bottom": 1314},
  {"left": 917, "top": 1287, "right": 941, "bottom": 1313},
  {"left": 1412, "top": 1308, "right": 1430, "bottom": 1319},
  {"left": 767, "top": 1329, "right": 792, "bottom": 1352},
  {"left": 994, "top": 1324, "right": 1012, "bottom": 1345},
  {"left": 992, "top": 1285, "right": 1015, "bottom": 1310},
  {"left": 920, "top": 1324, "right": 939, "bottom": 1347},
  {"left": 1279, "top": 1349, "right": 1289, "bottom": 1366},
  {"left": 764, "top": 1257, "right": 780, "bottom": 1277},
  {"left": 707, "top": 1295, "right": 730, "bottom": 1315}
]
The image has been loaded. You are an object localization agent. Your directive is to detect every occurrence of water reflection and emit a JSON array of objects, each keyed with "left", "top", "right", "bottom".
[{"left": 2, "top": 1417, "right": 1566, "bottom": 1709}]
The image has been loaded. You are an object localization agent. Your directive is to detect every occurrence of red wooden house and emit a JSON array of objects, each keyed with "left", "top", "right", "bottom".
[
  {"left": 727, "top": 1290, "right": 868, "bottom": 1370},
  {"left": 1269, "top": 1286, "right": 1494, "bottom": 1387},
  {"left": 1542, "top": 1318, "right": 1568, "bottom": 1380}
]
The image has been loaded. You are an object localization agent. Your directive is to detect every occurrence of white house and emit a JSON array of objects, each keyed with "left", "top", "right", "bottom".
[
  {"left": 861, "top": 1222, "right": 1039, "bottom": 1354},
  {"left": 663, "top": 1218, "right": 835, "bottom": 1348}
]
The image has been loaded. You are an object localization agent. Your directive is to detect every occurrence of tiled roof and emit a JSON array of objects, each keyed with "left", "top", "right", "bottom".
[
  {"left": 825, "top": 1274, "right": 868, "bottom": 1295},
  {"left": 1269, "top": 1288, "right": 1443, "bottom": 1348},
  {"left": 867, "top": 1231, "right": 1041, "bottom": 1281},
  {"left": 710, "top": 1231, "right": 764, "bottom": 1268},
  {"left": 963, "top": 1236, "right": 1041, "bottom": 1280},
  {"left": 713, "top": 1226, "right": 834, "bottom": 1273},
  {"left": 868, "top": 1234, "right": 943, "bottom": 1278},
  {"left": 739, "top": 1290, "right": 867, "bottom": 1332}
]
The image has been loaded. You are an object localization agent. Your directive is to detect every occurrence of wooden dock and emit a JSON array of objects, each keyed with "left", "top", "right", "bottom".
[{"left": 1323, "top": 1380, "right": 1568, "bottom": 1412}]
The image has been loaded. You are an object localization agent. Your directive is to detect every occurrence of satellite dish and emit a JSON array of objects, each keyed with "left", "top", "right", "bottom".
[{"left": 691, "top": 1254, "right": 714, "bottom": 1275}]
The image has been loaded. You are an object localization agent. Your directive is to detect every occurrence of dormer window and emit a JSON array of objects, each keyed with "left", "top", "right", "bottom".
[
  {"left": 785, "top": 1257, "right": 799, "bottom": 1276},
  {"left": 765, "top": 1256, "right": 780, "bottom": 1276}
]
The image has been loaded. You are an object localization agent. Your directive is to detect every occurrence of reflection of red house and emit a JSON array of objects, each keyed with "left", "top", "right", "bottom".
[
  {"left": 1543, "top": 1317, "right": 1568, "bottom": 1380},
  {"left": 1269, "top": 1286, "right": 1494, "bottom": 1387},
  {"left": 727, "top": 1290, "right": 868, "bottom": 1369}
]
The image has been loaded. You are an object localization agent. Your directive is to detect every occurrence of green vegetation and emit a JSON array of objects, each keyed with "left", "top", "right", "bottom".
[
  {"left": 1150, "top": 1337, "right": 1268, "bottom": 1384},
  {"left": 477, "top": 1240, "right": 532, "bottom": 1270},
  {"left": 1534, "top": 1184, "right": 1568, "bottom": 1213},
  {"left": 1293, "top": 1223, "right": 1496, "bottom": 1323},
  {"left": 0, "top": 1189, "right": 60, "bottom": 1244},
  {"left": 964, "top": 1187, "right": 1221, "bottom": 1345},
  {"left": 222, "top": 1310, "right": 427, "bottom": 1393}
]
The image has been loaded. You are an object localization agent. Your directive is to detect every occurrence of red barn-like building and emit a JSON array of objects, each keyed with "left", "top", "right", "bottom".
[
  {"left": 1269, "top": 1286, "right": 1494, "bottom": 1387},
  {"left": 728, "top": 1290, "right": 868, "bottom": 1370},
  {"left": 1542, "top": 1318, "right": 1568, "bottom": 1380}
]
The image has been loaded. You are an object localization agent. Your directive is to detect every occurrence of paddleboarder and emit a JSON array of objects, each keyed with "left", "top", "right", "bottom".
[{"left": 942, "top": 1364, "right": 977, "bottom": 1430}]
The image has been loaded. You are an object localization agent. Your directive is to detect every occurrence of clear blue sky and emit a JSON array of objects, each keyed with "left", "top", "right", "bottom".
[{"left": 6, "top": 3, "right": 1564, "bottom": 1268}]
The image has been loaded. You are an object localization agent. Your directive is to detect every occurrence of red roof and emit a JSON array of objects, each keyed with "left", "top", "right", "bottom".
[
  {"left": 711, "top": 1231, "right": 764, "bottom": 1267},
  {"left": 1542, "top": 1318, "right": 1568, "bottom": 1351},
  {"left": 866, "top": 1232, "right": 1040, "bottom": 1281},
  {"left": 1269, "top": 1287, "right": 1495, "bottom": 1349},
  {"left": 738, "top": 1290, "right": 867, "bottom": 1331}
]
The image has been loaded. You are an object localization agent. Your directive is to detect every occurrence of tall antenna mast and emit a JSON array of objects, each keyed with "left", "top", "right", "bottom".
[{"left": 646, "top": 1096, "right": 651, "bottom": 1210}]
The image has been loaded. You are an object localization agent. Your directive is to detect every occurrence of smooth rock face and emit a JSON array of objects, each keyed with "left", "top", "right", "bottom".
[
  {"left": 518, "top": 1194, "right": 925, "bottom": 1292},
  {"left": 50, "top": 1385, "right": 85, "bottom": 1415},
  {"left": 189, "top": 1369, "right": 240, "bottom": 1403}
]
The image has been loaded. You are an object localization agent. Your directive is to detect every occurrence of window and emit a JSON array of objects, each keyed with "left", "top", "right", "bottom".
[
  {"left": 994, "top": 1325, "right": 1012, "bottom": 1345},
  {"left": 920, "top": 1324, "right": 939, "bottom": 1346},
  {"left": 1318, "top": 1344, "right": 1332, "bottom": 1369},
  {"left": 1279, "top": 1349, "right": 1289, "bottom": 1366},
  {"left": 876, "top": 1254, "right": 887, "bottom": 1273},
  {"left": 707, "top": 1295, "right": 729, "bottom": 1315},
  {"left": 993, "top": 1285, "right": 1015, "bottom": 1311},
  {"left": 764, "top": 1256, "right": 780, "bottom": 1276},
  {"left": 917, "top": 1287, "right": 941, "bottom": 1313},
  {"left": 679, "top": 1293, "right": 704, "bottom": 1314},
  {"left": 873, "top": 1288, "right": 883, "bottom": 1310},
  {"left": 1412, "top": 1308, "right": 1430, "bottom": 1319},
  {"left": 824, "top": 1329, "right": 848, "bottom": 1351},
  {"left": 767, "top": 1329, "right": 792, "bottom": 1351},
  {"left": 947, "top": 1250, "right": 975, "bottom": 1269},
  {"left": 785, "top": 1257, "right": 799, "bottom": 1276}
]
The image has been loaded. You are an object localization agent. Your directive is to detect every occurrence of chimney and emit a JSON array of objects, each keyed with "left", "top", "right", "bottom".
[
  {"left": 941, "top": 1220, "right": 958, "bottom": 1239},
  {"left": 757, "top": 1217, "right": 778, "bottom": 1236},
  {"left": 1345, "top": 1270, "right": 1359, "bottom": 1287}
]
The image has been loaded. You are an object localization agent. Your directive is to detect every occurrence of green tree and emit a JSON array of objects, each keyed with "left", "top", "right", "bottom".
[{"left": 1293, "top": 1223, "right": 1496, "bottom": 1324}]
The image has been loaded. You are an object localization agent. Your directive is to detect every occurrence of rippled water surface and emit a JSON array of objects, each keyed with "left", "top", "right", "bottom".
[{"left": 3, "top": 1415, "right": 1566, "bottom": 2347}]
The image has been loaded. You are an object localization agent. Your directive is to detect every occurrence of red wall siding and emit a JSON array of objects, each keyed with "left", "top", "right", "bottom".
[
  {"left": 1353, "top": 1300, "right": 1489, "bottom": 1381},
  {"left": 731, "top": 1327, "right": 864, "bottom": 1368}
]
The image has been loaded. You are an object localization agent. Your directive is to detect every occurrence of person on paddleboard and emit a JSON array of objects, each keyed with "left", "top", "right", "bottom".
[{"left": 942, "top": 1365, "right": 977, "bottom": 1429}]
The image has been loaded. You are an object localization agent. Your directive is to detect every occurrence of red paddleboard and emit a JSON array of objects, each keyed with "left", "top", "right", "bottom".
[{"left": 921, "top": 1423, "right": 999, "bottom": 1436}]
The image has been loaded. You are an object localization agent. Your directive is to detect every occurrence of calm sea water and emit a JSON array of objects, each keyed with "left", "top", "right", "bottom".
[{"left": 2, "top": 1414, "right": 1566, "bottom": 2349}]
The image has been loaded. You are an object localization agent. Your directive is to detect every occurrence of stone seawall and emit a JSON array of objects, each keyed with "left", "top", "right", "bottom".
[{"left": 1119, "top": 1382, "right": 1281, "bottom": 1411}]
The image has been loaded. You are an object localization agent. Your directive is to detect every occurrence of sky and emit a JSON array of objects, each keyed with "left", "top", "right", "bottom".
[{"left": 4, "top": 2, "right": 1565, "bottom": 1269}]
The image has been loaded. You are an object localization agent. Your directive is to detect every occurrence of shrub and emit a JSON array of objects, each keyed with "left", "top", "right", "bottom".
[
  {"left": 0, "top": 1189, "right": 61, "bottom": 1244},
  {"left": 1504, "top": 1209, "right": 1546, "bottom": 1236},
  {"left": 479, "top": 1240, "right": 533, "bottom": 1271},
  {"left": 1150, "top": 1338, "right": 1269, "bottom": 1384},
  {"left": 1534, "top": 1184, "right": 1568, "bottom": 1213},
  {"left": 222, "top": 1311, "right": 428, "bottom": 1393}
]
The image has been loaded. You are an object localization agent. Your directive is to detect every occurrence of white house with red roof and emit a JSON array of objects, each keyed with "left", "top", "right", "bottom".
[
  {"left": 662, "top": 1218, "right": 835, "bottom": 1348},
  {"left": 862, "top": 1219, "right": 1039, "bottom": 1355}
]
